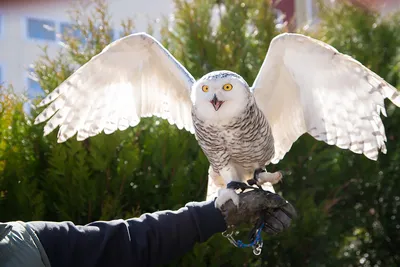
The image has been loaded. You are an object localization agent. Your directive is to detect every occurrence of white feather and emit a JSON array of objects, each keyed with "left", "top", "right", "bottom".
[
  {"left": 252, "top": 33, "right": 400, "bottom": 163},
  {"left": 34, "top": 32, "right": 196, "bottom": 143}
]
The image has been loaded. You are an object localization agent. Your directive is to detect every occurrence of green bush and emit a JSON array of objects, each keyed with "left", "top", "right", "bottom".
[{"left": 1, "top": 0, "right": 399, "bottom": 266}]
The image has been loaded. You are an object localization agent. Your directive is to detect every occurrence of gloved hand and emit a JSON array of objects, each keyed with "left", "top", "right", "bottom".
[{"left": 219, "top": 189, "right": 296, "bottom": 235}]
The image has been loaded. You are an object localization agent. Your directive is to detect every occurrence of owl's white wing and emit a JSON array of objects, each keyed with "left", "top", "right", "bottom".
[
  {"left": 252, "top": 33, "right": 400, "bottom": 164},
  {"left": 35, "top": 32, "right": 196, "bottom": 142}
]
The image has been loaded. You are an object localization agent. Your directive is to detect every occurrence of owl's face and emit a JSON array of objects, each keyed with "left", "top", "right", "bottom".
[{"left": 191, "top": 70, "right": 252, "bottom": 122}]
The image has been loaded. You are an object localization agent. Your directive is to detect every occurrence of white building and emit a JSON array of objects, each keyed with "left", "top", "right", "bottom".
[
  {"left": 0, "top": 0, "right": 174, "bottom": 96},
  {"left": 3, "top": 0, "right": 398, "bottom": 99}
]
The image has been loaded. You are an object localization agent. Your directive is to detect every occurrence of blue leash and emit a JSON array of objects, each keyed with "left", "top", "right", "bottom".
[{"left": 222, "top": 223, "right": 265, "bottom": 255}]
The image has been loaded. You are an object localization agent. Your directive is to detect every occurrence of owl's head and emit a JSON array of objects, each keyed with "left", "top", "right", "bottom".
[{"left": 191, "top": 70, "right": 252, "bottom": 122}]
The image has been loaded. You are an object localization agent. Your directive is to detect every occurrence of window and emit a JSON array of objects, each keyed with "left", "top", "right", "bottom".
[
  {"left": 27, "top": 79, "right": 44, "bottom": 99},
  {"left": 27, "top": 68, "right": 44, "bottom": 99},
  {"left": 27, "top": 18, "right": 56, "bottom": 41},
  {"left": 60, "top": 22, "right": 84, "bottom": 42},
  {"left": 60, "top": 22, "right": 116, "bottom": 43}
]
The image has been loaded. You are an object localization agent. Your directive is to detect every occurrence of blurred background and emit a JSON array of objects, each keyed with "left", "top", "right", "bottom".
[{"left": 1, "top": 0, "right": 400, "bottom": 266}]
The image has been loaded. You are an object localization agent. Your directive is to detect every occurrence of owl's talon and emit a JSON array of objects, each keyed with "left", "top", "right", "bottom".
[
  {"left": 215, "top": 188, "right": 240, "bottom": 209},
  {"left": 226, "top": 181, "right": 253, "bottom": 192},
  {"left": 247, "top": 178, "right": 260, "bottom": 188},
  {"left": 247, "top": 168, "right": 266, "bottom": 189}
]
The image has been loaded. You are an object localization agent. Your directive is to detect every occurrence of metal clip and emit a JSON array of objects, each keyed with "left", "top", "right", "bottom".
[
  {"left": 253, "top": 239, "right": 263, "bottom": 255},
  {"left": 222, "top": 223, "right": 265, "bottom": 255},
  {"left": 222, "top": 229, "right": 238, "bottom": 247}
]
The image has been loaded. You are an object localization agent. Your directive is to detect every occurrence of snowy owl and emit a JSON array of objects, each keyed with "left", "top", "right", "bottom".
[{"left": 34, "top": 32, "right": 400, "bottom": 209}]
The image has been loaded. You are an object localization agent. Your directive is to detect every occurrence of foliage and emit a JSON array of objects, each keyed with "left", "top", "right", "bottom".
[{"left": 1, "top": 0, "right": 400, "bottom": 266}]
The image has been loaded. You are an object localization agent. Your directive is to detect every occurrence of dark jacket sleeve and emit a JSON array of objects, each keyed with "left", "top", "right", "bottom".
[{"left": 27, "top": 200, "right": 227, "bottom": 267}]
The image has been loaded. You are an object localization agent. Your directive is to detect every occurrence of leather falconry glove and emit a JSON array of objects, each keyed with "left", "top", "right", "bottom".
[{"left": 220, "top": 189, "right": 297, "bottom": 235}]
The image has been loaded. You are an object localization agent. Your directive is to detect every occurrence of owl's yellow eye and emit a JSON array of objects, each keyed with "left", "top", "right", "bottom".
[
  {"left": 202, "top": 85, "right": 209, "bottom": 92},
  {"left": 223, "top": 83, "right": 233, "bottom": 91}
]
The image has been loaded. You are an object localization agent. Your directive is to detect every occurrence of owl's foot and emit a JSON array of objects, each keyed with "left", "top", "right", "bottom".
[
  {"left": 257, "top": 170, "right": 283, "bottom": 185},
  {"left": 215, "top": 188, "right": 240, "bottom": 209},
  {"left": 226, "top": 181, "right": 253, "bottom": 192},
  {"left": 248, "top": 169, "right": 283, "bottom": 187},
  {"left": 248, "top": 168, "right": 266, "bottom": 188}
]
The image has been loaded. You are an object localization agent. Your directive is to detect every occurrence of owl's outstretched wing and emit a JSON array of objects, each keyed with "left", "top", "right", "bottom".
[
  {"left": 35, "top": 32, "right": 196, "bottom": 142},
  {"left": 252, "top": 33, "right": 400, "bottom": 164}
]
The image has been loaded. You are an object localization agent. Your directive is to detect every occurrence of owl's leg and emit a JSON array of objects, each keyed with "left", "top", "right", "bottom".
[
  {"left": 215, "top": 165, "right": 242, "bottom": 209},
  {"left": 250, "top": 169, "right": 282, "bottom": 186}
]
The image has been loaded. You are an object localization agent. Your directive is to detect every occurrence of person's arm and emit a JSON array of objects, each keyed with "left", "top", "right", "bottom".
[{"left": 28, "top": 200, "right": 227, "bottom": 267}]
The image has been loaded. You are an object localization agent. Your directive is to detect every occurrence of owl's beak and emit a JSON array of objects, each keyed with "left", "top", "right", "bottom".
[{"left": 210, "top": 94, "right": 224, "bottom": 111}]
